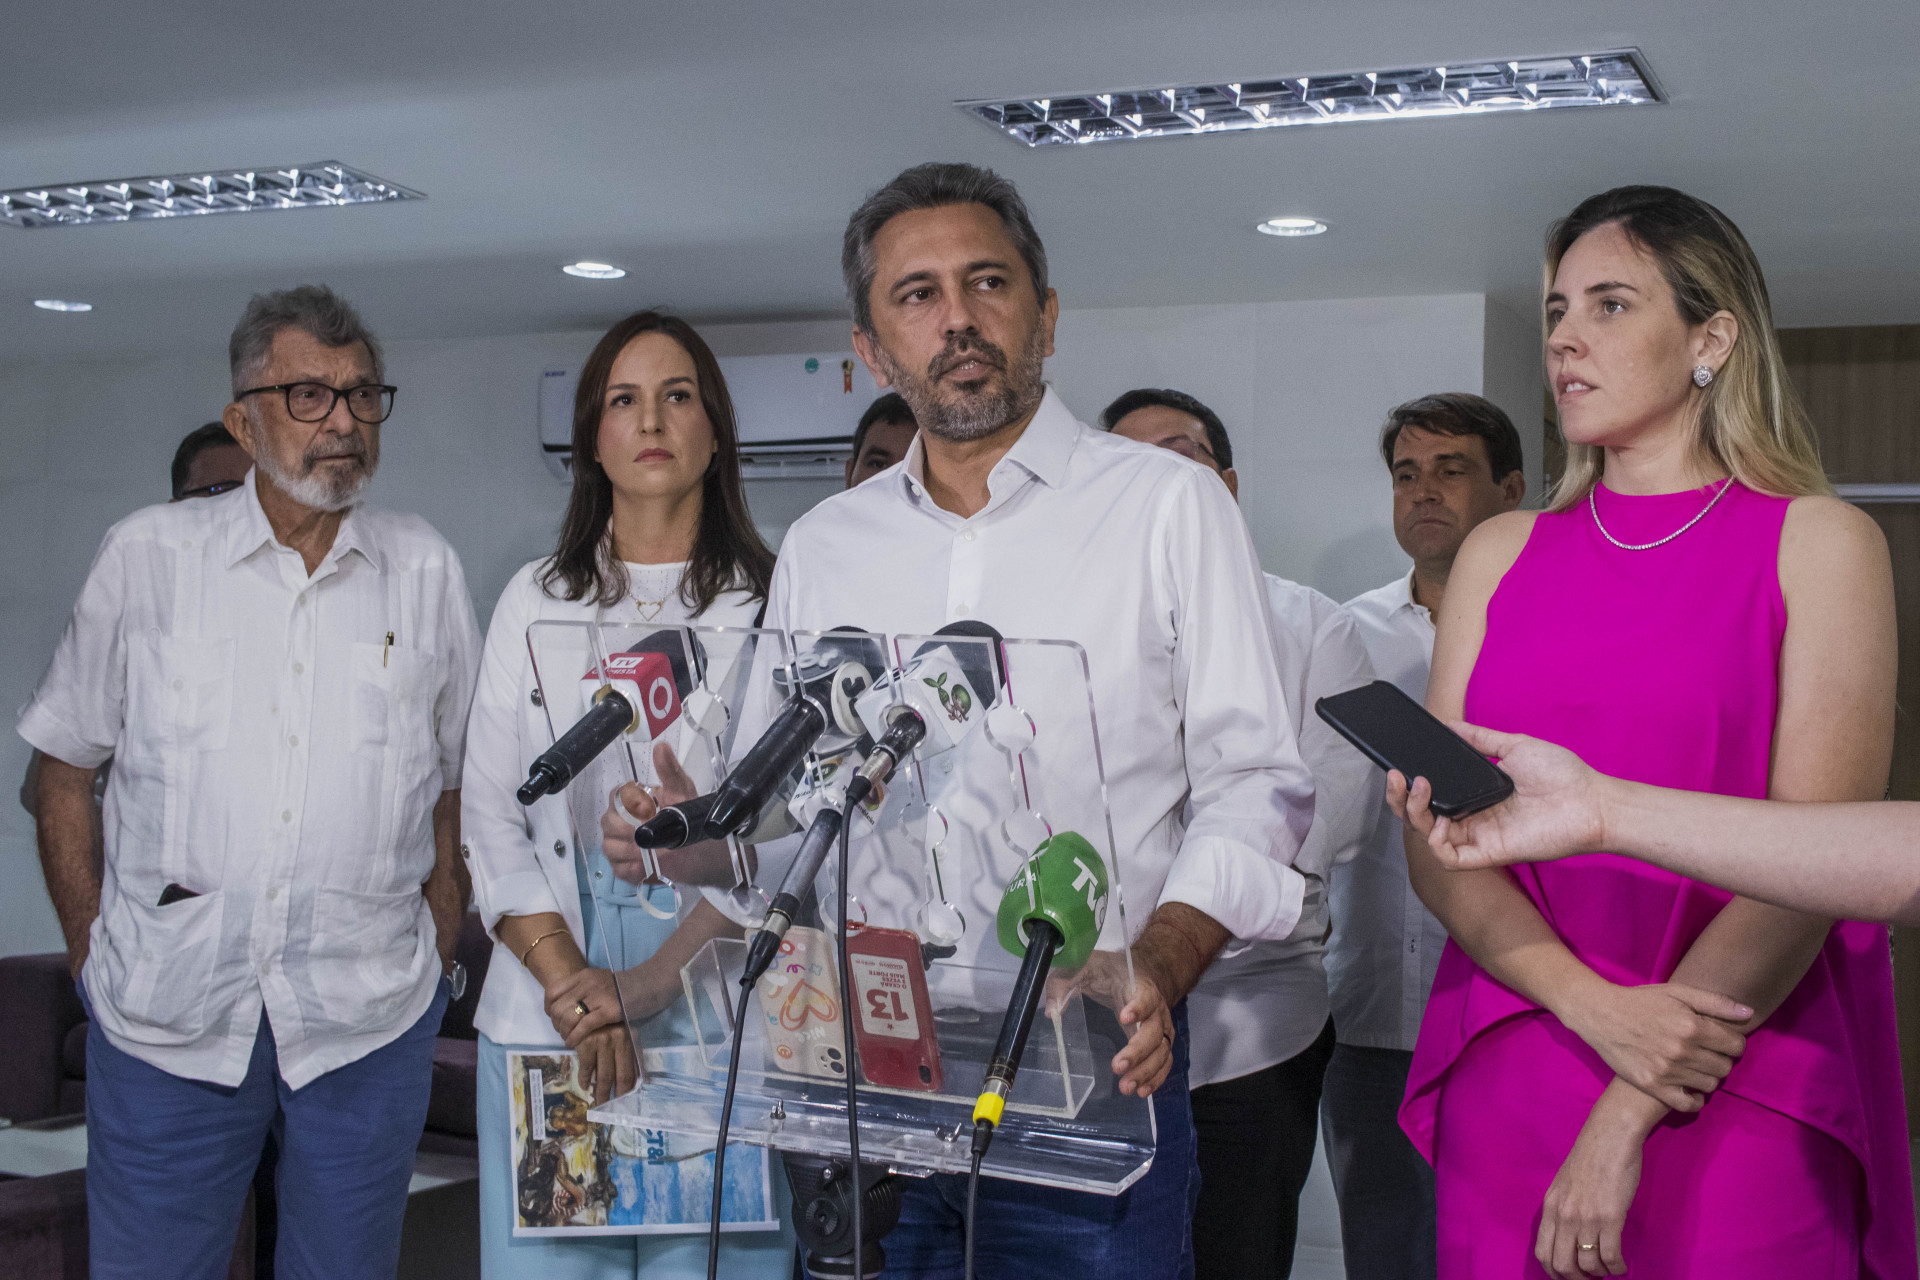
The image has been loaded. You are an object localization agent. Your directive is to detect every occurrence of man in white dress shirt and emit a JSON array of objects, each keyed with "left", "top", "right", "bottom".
[
  {"left": 1326, "top": 393, "right": 1524, "bottom": 1280},
  {"left": 20, "top": 285, "right": 481, "bottom": 1280},
  {"left": 751, "top": 163, "right": 1315, "bottom": 1278},
  {"left": 1104, "top": 387, "right": 1379, "bottom": 1280}
]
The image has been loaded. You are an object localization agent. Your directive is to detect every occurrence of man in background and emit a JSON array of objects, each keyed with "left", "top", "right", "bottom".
[
  {"left": 1104, "top": 387, "right": 1379, "bottom": 1279},
  {"left": 21, "top": 285, "right": 480, "bottom": 1280},
  {"left": 1326, "top": 392, "right": 1525, "bottom": 1280},
  {"left": 844, "top": 390, "right": 918, "bottom": 487},
  {"left": 172, "top": 421, "right": 252, "bottom": 500}
]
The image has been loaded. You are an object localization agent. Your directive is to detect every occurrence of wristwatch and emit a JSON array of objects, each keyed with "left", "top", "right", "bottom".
[{"left": 447, "top": 961, "right": 468, "bottom": 1001}]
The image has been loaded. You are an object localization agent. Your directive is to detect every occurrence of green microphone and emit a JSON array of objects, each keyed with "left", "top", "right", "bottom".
[{"left": 972, "top": 833, "right": 1109, "bottom": 1150}]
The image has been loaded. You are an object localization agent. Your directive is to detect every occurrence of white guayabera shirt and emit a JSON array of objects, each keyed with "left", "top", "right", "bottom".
[
  {"left": 1328, "top": 569, "right": 1449, "bottom": 1052},
  {"left": 763, "top": 388, "right": 1316, "bottom": 964},
  {"left": 1186, "top": 576, "right": 1381, "bottom": 1087},
  {"left": 17, "top": 475, "right": 480, "bottom": 1089}
]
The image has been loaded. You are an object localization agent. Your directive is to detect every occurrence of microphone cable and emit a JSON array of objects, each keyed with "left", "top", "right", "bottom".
[
  {"left": 965, "top": 1133, "right": 984, "bottom": 1280},
  {"left": 706, "top": 977, "right": 754, "bottom": 1280},
  {"left": 834, "top": 789, "right": 866, "bottom": 1278}
]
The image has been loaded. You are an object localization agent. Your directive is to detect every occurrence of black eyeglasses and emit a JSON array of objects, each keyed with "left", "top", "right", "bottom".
[
  {"left": 179, "top": 479, "right": 244, "bottom": 499},
  {"left": 237, "top": 382, "right": 398, "bottom": 424}
]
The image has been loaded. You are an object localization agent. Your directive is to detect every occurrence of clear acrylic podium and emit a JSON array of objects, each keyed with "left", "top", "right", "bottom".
[{"left": 524, "top": 622, "right": 1157, "bottom": 1195}]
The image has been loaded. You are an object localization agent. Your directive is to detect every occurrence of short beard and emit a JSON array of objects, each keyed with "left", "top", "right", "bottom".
[
  {"left": 869, "top": 322, "right": 1048, "bottom": 444},
  {"left": 254, "top": 427, "right": 377, "bottom": 513}
]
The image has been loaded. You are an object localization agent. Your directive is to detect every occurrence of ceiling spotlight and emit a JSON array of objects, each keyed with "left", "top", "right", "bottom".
[
  {"left": 34, "top": 299, "right": 92, "bottom": 312},
  {"left": 562, "top": 261, "right": 626, "bottom": 279},
  {"left": 1257, "top": 218, "right": 1328, "bottom": 237}
]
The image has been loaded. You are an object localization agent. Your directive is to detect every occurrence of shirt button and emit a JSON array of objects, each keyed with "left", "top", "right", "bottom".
[
  {"left": 266, "top": 887, "right": 278, "bottom": 901},
  {"left": 954, "top": 604, "right": 971, "bottom": 617},
  {"left": 180, "top": 538, "right": 192, "bottom": 549},
  {"left": 293, "top": 662, "right": 304, "bottom": 675},
  {"left": 172, "top": 679, "right": 184, "bottom": 692},
  {"left": 288, "top": 734, "right": 299, "bottom": 747},
  {"left": 554, "top": 840, "right": 567, "bottom": 859},
  {"left": 961, "top": 530, "right": 976, "bottom": 543},
  {"left": 282, "top": 810, "right": 293, "bottom": 823}
]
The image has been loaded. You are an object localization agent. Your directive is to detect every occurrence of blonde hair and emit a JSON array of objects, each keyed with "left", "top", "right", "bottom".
[{"left": 1543, "top": 186, "right": 1830, "bottom": 511}]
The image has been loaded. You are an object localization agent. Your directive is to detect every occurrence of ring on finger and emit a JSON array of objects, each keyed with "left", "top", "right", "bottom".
[{"left": 574, "top": 1000, "right": 591, "bottom": 1018}]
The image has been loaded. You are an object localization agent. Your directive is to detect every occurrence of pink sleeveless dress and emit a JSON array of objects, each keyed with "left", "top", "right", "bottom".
[{"left": 1401, "top": 481, "right": 1915, "bottom": 1279}]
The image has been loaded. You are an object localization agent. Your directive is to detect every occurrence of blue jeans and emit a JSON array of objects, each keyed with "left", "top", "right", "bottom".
[
  {"left": 1318, "top": 1044, "right": 1436, "bottom": 1280},
  {"left": 879, "top": 1002, "right": 1200, "bottom": 1280},
  {"left": 84, "top": 978, "right": 448, "bottom": 1280}
]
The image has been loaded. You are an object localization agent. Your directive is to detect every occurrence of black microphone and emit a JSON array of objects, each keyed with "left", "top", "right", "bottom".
[
  {"left": 518, "top": 690, "right": 634, "bottom": 805},
  {"left": 701, "top": 629, "right": 876, "bottom": 839},
  {"left": 517, "top": 633, "right": 698, "bottom": 806},
  {"left": 632, "top": 793, "right": 721, "bottom": 851}
]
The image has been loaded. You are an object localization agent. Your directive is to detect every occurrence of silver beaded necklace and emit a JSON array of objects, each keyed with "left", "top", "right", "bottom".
[{"left": 1589, "top": 478, "right": 1734, "bottom": 551}]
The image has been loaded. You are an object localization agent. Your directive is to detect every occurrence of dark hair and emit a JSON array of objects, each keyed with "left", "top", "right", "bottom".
[
  {"left": 170, "top": 422, "right": 239, "bottom": 499},
  {"left": 1379, "top": 393, "right": 1523, "bottom": 481},
  {"left": 1098, "top": 388, "right": 1234, "bottom": 470},
  {"left": 851, "top": 392, "right": 916, "bottom": 462},
  {"left": 537, "top": 311, "right": 775, "bottom": 613},
  {"left": 842, "top": 162, "right": 1049, "bottom": 332},
  {"left": 228, "top": 284, "right": 382, "bottom": 396}
]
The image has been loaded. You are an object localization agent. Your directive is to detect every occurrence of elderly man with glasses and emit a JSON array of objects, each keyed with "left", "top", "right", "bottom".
[{"left": 19, "top": 284, "right": 481, "bottom": 1280}]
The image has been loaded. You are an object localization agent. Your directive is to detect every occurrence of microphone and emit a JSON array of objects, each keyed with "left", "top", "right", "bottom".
[
  {"left": 971, "top": 832, "right": 1109, "bottom": 1157},
  {"left": 700, "top": 629, "right": 878, "bottom": 840},
  {"left": 742, "top": 623, "right": 1001, "bottom": 988},
  {"left": 517, "top": 634, "right": 696, "bottom": 805},
  {"left": 631, "top": 793, "right": 721, "bottom": 851}
]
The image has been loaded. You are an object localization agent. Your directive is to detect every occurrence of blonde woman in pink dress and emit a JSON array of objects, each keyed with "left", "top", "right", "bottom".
[{"left": 1401, "top": 185, "right": 1915, "bottom": 1279}]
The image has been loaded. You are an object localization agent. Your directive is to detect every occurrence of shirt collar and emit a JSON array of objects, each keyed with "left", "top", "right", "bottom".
[
  {"left": 220, "top": 471, "right": 380, "bottom": 572},
  {"left": 1391, "top": 567, "right": 1430, "bottom": 618},
  {"left": 896, "top": 385, "right": 1079, "bottom": 503}
]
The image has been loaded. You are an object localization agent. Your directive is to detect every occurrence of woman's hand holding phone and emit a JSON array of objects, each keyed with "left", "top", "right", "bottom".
[{"left": 1389, "top": 722, "right": 1611, "bottom": 871}]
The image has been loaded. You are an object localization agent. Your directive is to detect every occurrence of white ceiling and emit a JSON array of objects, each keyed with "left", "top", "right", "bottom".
[{"left": 3, "top": 0, "right": 1917, "bottom": 363}]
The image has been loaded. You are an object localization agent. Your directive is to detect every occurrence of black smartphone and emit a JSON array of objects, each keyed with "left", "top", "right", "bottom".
[
  {"left": 157, "top": 883, "right": 201, "bottom": 906},
  {"left": 1315, "top": 680, "right": 1514, "bottom": 818}
]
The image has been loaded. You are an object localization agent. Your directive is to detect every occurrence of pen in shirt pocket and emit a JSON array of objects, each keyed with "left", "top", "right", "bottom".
[{"left": 384, "top": 630, "right": 395, "bottom": 668}]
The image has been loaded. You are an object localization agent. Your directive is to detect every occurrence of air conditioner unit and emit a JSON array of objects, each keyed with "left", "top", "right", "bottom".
[{"left": 536, "top": 352, "right": 885, "bottom": 482}]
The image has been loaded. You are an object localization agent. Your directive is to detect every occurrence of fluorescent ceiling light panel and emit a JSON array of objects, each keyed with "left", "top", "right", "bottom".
[
  {"left": 961, "top": 50, "right": 1659, "bottom": 147},
  {"left": 33, "top": 299, "right": 92, "bottom": 312},
  {"left": 0, "top": 161, "right": 422, "bottom": 229}
]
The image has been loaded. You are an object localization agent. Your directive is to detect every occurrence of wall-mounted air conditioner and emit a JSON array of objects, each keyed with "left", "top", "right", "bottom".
[{"left": 537, "top": 351, "right": 885, "bottom": 482}]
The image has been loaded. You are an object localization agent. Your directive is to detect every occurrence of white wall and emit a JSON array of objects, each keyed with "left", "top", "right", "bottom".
[
  {"left": 1047, "top": 293, "right": 1541, "bottom": 602},
  {"left": 0, "top": 295, "right": 1535, "bottom": 957}
]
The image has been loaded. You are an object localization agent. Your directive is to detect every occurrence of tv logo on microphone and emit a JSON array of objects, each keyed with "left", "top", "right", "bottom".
[{"left": 581, "top": 650, "right": 682, "bottom": 738}]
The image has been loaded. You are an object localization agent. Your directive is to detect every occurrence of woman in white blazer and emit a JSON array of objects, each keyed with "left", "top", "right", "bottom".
[{"left": 462, "top": 311, "right": 795, "bottom": 1278}]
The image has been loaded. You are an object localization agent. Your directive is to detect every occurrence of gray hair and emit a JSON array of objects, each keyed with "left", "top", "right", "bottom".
[
  {"left": 228, "top": 284, "right": 383, "bottom": 396},
  {"left": 841, "top": 162, "right": 1050, "bottom": 333}
]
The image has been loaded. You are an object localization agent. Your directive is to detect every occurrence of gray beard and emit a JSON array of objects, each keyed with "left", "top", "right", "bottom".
[
  {"left": 872, "top": 324, "right": 1048, "bottom": 444},
  {"left": 254, "top": 433, "right": 377, "bottom": 513}
]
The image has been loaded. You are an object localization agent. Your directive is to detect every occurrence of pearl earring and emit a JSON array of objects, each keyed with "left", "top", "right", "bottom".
[{"left": 1692, "top": 365, "right": 1714, "bottom": 388}]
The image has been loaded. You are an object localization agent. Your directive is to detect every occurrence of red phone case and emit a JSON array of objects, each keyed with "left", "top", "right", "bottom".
[{"left": 844, "top": 926, "right": 944, "bottom": 1093}]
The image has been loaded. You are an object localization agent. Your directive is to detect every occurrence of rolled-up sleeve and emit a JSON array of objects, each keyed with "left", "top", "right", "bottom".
[
  {"left": 1152, "top": 473, "right": 1316, "bottom": 941},
  {"left": 461, "top": 571, "right": 568, "bottom": 935},
  {"left": 18, "top": 527, "right": 129, "bottom": 769}
]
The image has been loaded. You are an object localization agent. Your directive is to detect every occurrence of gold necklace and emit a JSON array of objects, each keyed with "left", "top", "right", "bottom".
[{"left": 630, "top": 566, "right": 682, "bottom": 621}]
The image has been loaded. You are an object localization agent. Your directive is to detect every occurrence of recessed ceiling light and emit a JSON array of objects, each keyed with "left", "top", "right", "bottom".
[
  {"left": 0, "top": 162, "right": 421, "bottom": 230},
  {"left": 962, "top": 49, "right": 1660, "bottom": 147},
  {"left": 562, "top": 261, "right": 626, "bottom": 279},
  {"left": 1257, "top": 218, "right": 1328, "bottom": 237},
  {"left": 33, "top": 299, "right": 92, "bottom": 312}
]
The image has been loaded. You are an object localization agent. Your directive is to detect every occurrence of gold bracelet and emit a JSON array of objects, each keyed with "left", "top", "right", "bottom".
[{"left": 519, "top": 928, "right": 569, "bottom": 967}]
